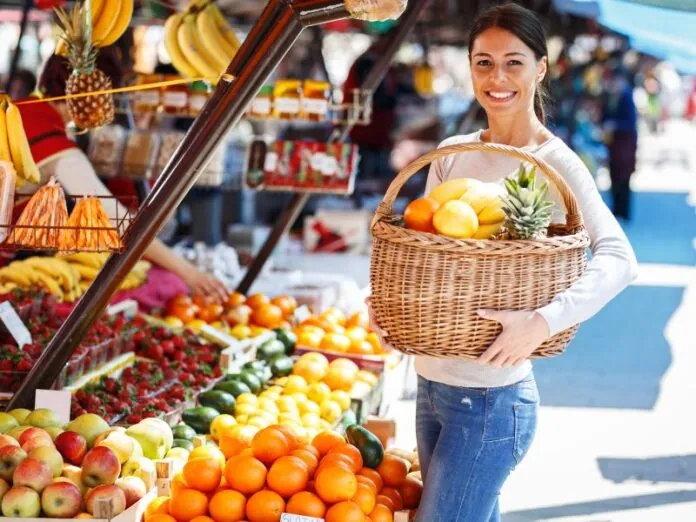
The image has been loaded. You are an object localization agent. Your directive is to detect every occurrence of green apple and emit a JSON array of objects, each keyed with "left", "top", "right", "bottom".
[
  {"left": 139, "top": 419, "right": 173, "bottom": 452},
  {"left": 66, "top": 414, "right": 109, "bottom": 448},
  {"left": 1, "top": 486, "right": 41, "bottom": 517},
  {"left": 0, "top": 414, "right": 18, "bottom": 435},
  {"left": 45, "top": 426, "right": 65, "bottom": 441},
  {"left": 165, "top": 447, "right": 190, "bottom": 461},
  {"left": 7, "top": 426, "right": 30, "bottom": 441},
  {"left": 61, "top": 464, "right": 88, "bottom": 496},
  {"left": 8, "top": 409, "right": 31, "bottom": 425},
  {"left": 125, "top": 424, "right": 167, "bottom": 460},
  {"left": 121, "top": 456, "right": 156, "bottom": 485},
  {"left": 97, "top": 431, "right": 136, "bottom": 464},
  {"left": 29, "top": 446, "right": 64, "bottom": 477},
  {"left": 24, "top": 408, "right": 62, "bottom": 429}
]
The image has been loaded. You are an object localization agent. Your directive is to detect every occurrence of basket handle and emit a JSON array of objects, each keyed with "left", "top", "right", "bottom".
[{"left": 372, "top": 141, "right": 583, "bottom": 232}]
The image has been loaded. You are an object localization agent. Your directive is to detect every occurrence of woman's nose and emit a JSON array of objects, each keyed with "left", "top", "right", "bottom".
[{"left": 491, "top": 65, "right": 506, "bottom": 82}]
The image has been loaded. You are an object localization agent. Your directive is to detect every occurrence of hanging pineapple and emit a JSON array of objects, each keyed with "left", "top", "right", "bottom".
[
  {"left": 55, "top": 4, "right": 115, "bottom": 130},
  {"left": 499, "top": 164, "right": 554, "bottom": 240}
]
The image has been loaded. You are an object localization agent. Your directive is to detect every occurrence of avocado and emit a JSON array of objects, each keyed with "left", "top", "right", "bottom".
[
  {"left": 239, "top": 370, "right": 262, "bottom": 393},
  {"left": 274, "top": 329, "right": 297, "bottom": 354},
  {"left": 172, "top": 438, "right": 194, "bottom": 451},
  {"left": 214, "top": 379, "right": 252, "bottom": 398},
  {"left": 269, "top": 356, "right": 294, "bottom": 378},
  {"left": 345, "top": 424, "right": 384, "bottom": 469},
  {"left": 257, "top": 339, "right": 285, "bottom": 361},
  {"left": 223, "top": 372, "right": 242, "bottom": 382},
  {"left": 182, "top": 407, "right": 220, "bottom": 435},
  {"left": 172, "top": 423, "right": 196, "bottom": 441},
  {"left": 198, "top": 390, "right": 236, "bottom": 415}
]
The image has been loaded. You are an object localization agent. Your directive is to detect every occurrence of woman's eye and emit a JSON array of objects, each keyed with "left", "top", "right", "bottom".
[
  {"left": 476, "top": 60, "right": 492, "bottom": 67},
  {"left": 508, "top": 60, "right": 523, "bottom": 66}
]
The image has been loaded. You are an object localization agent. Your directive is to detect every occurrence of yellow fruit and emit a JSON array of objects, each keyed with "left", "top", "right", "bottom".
[
  {"left": 299, "top": 352, "right": 330, "bottom": 367},
  {"left": 266, "top": 385, "right": 285, "bottom": 396},
  {"left": 345, "top": 326, "right": 367, "bottom": 343},
  {"left": 276, "top": 396, "right": 299, "bottom": 413},
  {"left": 291, "top": 393, "right": 309, "bottom": 406},
  {"left": 299, "top": 400, "right": 321, "bottom": 416},
  {"left": 432, "top": 200, "right": 479, "bottom": 239},
  {"left": 351, "top": 381, "right": 372, "bottom": 398},
  {"left": 235, "top": 414, "right": 249, "bottom": 424},
  {"left": 247, "top": 416, "right": 273, "bottom": 429},
  {"left": 237, "top": 393, "right": 259, "bottom": 405},
  {"left": 473, "top": 221, "right": 505, "bottom": 239},
  {"left": 320, "top": 400, "right": 343, "bottom": 423},
  {"left": 259, "top": 391, "right": 281, "bottom": 401},
  {"left": 190, "top": 446, "right": 225, "bottom": 469},
  {"left": 301, "top": 413, "right": 321, "bottom": 429},
  {"left": 284, "top": 375, "right": 309, "bottom": 395},
  {"left": 187, "top": 319, "right": 207, "bottom": 333},
  {"left": 427, "top": 178, "right": 483, "bottom": 205},
  {"left": 307, "top": 382, "right": 332, "bottom": 405},
  {"left": 164, "top": 316, "right": 184, "bottom": 328},
  {"left": 459, "top": 183, "right": 506, "bottom": 224},
  {"left": 330, "top": 390, "right": 352, "bottom": 411},
  {"left": 319, "top": 419, "right": 333, "bottom": 431},
  {"left": 230, "top": 324, "right": 252, "bottom": 339},
  {"left": 279, "top": 412, "right": 301, "bottom": 423},
  {"left": 258, "top": 397, "right": 280, "bottom": 414},
  {"left": 275, "top": 377, "right": 289, "bottom": 387},
  {"left": 235, "top": 403, "right": 258, "bottom": 416},
  {"left": 356, "top": 370, "right": 378, "bottom": 387},
  {"left": 210, "top": 414, "right": 237, "bottom": 441}
]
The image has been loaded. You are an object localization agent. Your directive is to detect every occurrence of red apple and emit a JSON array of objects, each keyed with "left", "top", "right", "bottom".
[
  {"left": 13, "top": 458, "right": 52, "bottom": 493},
  {"left": 0, "top": 446, "right": 27, "bottom": 481},
  {"left": 85, "top": 484, "right": 126, "bottom": 516},
  {"left": 18, "top": 427, "right": 52, "bottom": 447},
  {"left": 61, "top": 464, "right": 87, "bottom": 496},
  {"left": 0, "top": 435, "right": 18, "bottom": 450},
  {"left": 41, "top": 479, "right": 83, "bottom": 518},
  {"left": 55, "top": 432, "right": 87, "bottom": 466},
  {"left": 21, "top": 435, "right": 54, "bottom": 454},
  {"left": 115, "top": 476, "right": 146, "bottom": 508},
  {"left": 1, "top": 486, "right": 41, "bottom": 517},
  {"left": 0, "top": 477, "right": 9, "bottom": 500},
  {"left": 29, "top": 446, "right": 64, "bottom": 478},
  {"left": 81, "top": 447, "right": 120, "bottom": 487}
]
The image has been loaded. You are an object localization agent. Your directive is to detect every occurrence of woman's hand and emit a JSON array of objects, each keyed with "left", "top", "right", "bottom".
[
  {"left": 476, "top": 309, "right": 550, "bottom": 368},
  {"left": 365, "top": 297, "right": 393, "bottom": 352},
  {"left": 182, "top": 269, "right": 228, "bottom": 303}
]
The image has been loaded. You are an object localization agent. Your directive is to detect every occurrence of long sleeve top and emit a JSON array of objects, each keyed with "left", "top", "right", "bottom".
[{"left": 415, "top": 131, "right": 638, "bottom": 388}]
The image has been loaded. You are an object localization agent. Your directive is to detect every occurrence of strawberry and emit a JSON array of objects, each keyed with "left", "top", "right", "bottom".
[{"left": 17, "top": 359, "right": 33, "bottom": 372}]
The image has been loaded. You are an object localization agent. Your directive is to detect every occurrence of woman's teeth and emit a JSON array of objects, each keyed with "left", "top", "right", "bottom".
[{"left": 488, "top": 91, "right": 515, "bottom": 100}]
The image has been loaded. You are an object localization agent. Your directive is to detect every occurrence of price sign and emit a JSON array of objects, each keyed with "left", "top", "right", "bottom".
[
  {"left": 280, "top": 514, "right": 324, "bottom": 522},
  {"left": 35, "top": 390, "right": 71, "bottom": 425},
  {"left": 0, "top": 301, "right": 32, "bottom": 347}
]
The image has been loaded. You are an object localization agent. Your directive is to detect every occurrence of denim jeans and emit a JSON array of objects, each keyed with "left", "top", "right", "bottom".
[{"left": 415, "top": 374, "right": 539, "bottom": 522}]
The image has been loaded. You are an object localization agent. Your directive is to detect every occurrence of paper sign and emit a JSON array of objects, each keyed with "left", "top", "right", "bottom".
[
  {"left": 0, "top": 301, "right": 32, "bottom": 347},
  {"left": 35, "top": 389, "right": 72, "bottom": 425},
  {"left": 294, "top": 305, "right": 312, "bottom": 323},
  {"left": 280, "top": 514, "right": 324, "bottom": 522},
  {"left": 394, "top": 511, "right": 411, "bottom": 522},
  {"left": 107, "top": 299, "right": 138, "bottom": 318}
]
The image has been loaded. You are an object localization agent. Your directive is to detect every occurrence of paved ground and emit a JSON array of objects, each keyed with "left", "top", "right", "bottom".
[{"left": 387, "top": 119, "right": 696, "bottom": 521}]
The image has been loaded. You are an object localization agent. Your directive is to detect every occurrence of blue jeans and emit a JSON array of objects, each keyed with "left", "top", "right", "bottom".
[{"left": 415, "top": 374, "right": 539, "bottom": 522}]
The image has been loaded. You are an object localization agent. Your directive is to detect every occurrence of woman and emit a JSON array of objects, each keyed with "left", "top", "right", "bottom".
[
  {"left": 15, "top": 52, "right": 227, "bottom": 301},
  {"left": 369, "top": 5, "right": 638, "bottom": 521}
]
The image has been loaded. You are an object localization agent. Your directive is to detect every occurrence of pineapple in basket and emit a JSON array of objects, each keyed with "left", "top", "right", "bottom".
[
  {"left": 498, "top": 164, "right": 554, "bottom": 240},
  {"left": 55, "top": 5, "right": 115, "bottom": 130}
]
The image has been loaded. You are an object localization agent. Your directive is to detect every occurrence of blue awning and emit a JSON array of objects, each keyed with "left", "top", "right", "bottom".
[{"left": 552, "top": 0, "right": 600, "bottom": 17}]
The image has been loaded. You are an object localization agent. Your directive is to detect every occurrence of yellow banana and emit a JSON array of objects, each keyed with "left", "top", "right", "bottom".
[
  {"left": 0, "top": 103, "right": 13, "bottom": 164},
  {"left": 6, "top": 103, "right": 40, "bottom": 184},
  {"left": 177, "top": 13, "right": 220, "bottom": 77},
  {"left": 0, "top": 264, "right": 34, "bottom": 287},
  {"left": 87, "top": 0, "right": 107, "bottom": 22},
  {"left": 100, "top": 0, "right": 133, "bottom": 46},
  {"left": 164, "top": 13, "right": 200, "bottom": 78},
  {"left": 209, "top": 3, "right": 241, "bottom": 52},
  {"left": 196, "top": 4, "right": 237, "bottom": 65},
  {"left": 70, "top": 264, "right": 100, "bottom": 281},
  {"left": 79, "top": 281, "right": 91, "bottom": 293},
  {"left": 33, "top": 270, "right": 64, "bottom": 299},
  {"left": 91, "top": 0, "right": 121, "bottom": 45},
  {"left": 62, "top": 252, "right": 105, "bottom": 268},
  {"left": 25, "top": 257, "right": 75, "bottom": 290}
]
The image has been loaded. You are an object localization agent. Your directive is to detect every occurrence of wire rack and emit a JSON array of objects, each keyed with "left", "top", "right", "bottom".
[{"left": 0, "top": 195, "right": 135, "bottom": 254}]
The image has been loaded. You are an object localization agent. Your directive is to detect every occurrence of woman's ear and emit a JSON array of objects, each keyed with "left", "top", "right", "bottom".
[{"left": 537, "top": 56, "right": 548, "bottom": 83}]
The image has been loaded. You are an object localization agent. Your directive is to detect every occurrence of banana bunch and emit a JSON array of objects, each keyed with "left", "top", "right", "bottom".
[
  {"left": 0, "top": 257, "right": 82, "bottom": 303},
  {"left": 0, "top": 96, "right": 40, "bottom": 188},
  {"left": 62, "top": 252, "right": 151, "bottom": 292},
  {"left": 56, "top": 0, "right": 134, "bottom": 54},
  {"left": 414, "top": 64, "right": 434, "bottom": 97},
  {"left": 164, "top": 0, "right": 241, "bottom": 79}
]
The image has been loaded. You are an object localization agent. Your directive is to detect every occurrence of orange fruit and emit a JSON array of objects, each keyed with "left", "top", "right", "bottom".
[
  {"left": 285, "top": 491, "right": 326, "bottom": 518},
  {"left": 322, "top": 367, "right": 355, "bottom": 391},
  {"left": 293, "top": 360, "right": 326, "bottom": 384},
  {"left": 377, "top": 455, "right": 409, "bottom": 488},
  {"left": 251, "top": 427, "right": 290, "bottom": 465},
  {"left": 328, "top": 443, "right": 363, "bottom": 472},
  {"left": 225, "top": 454, "right": 267, "bottom": 495},
  {"left": 380, "top": 487, "right": 403, "bottom": 511},
  {"left": 75, "top": 514, "right": 93, "bottom": 519},
  {"left": 349, "top": 340, "right": 374, "bottom": 355},
  {"left": 359, "top": 468, "right": 384, "bottom": 493},
  {"left": 375, "top": 494, "right": 396, "bottom": 511},
  {"left": 169, "top": 488, "right": 209, "bottom": 522},
  {"left": 352, "top": 481, "right": 377, "bottom": 514},
  {"left": 357, "top": 475, "right": 378, "bottom": 495},
  {"left": 320, "top": 333, "right": 351, "bottom": 353},
  {"left": 147, "top": 515, "right": 176, "bottom": 522},
  {"left": 290, "top": 448, "right": 319, "bottom": 477},
  {"left": 145, "top": 497, "right": 170, "bottom": 521},
  {"left": 317, "top": 452, "right": 356, "bottom": 475},
  {"left": 325, "top": 500, "right": 365, "bottom": 522},
  {"left": 432, "top": 199, "right": 478, "bottom": 238},
  {"left": 297, "top": 330, "right": 324, "bottom": 348},
  {"left": 399, "top": 475, "right": 423, "bottom": 510},
  {"left": 191, "top": 517, "right": 215, "bottom": 522},
  {"left": 209, "top": 490, "right": 247, "bottom": 522},
  {"left": 346, "top": 311, "right": 369, "bottom": 329},
  {"left": 369, "top": 504, "right": 394, "bottom": 522},
  {"left": 404, "top": 197, "right": 439, "bottom": 233},
  {"left": 267, "top": 456, "right": 309, "bottom": 498},
  {"left": 312, "top": 431, "right": 346, "bottom": 457},
  {"left": 271, "top": 295, "right": 297, "bottom": 317},
  {"left": 251, "top": 304, "right": 283, "bottom": 329},
  {"left": 246, "top": 293, "right": 270, "bottom": 309},
  {"left": 315, "top": 465, "right": 357, "bottom": 504},
  {"left": 299, "top": 443, "right": 320, "bottom": 459},
  {"left": 269, "top": 424, "right": 298, "bottom": 450},
  {"left": 226, "top": 292, "right": 246, "bottom": 308},
  {"left": 184, "top": 457, "right": 222, "bottom": 493},
  {"left": 207, "top": 303, "right": 225, "bottom": 321},
  {"left": 220, "top": 431, "right": 252, "bottom": 459},
  {"left": 245, "top": 490, "right": 285, "bottom": 522}
]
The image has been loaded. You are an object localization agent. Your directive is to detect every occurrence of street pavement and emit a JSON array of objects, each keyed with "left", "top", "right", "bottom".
[{"left": 389, "top": 119, "right": 696, "bottom": 521}]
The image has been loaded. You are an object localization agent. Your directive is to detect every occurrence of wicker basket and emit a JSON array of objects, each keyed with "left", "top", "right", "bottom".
[{"left": 370, "top": 142, "right": 591, "bottom": 359}]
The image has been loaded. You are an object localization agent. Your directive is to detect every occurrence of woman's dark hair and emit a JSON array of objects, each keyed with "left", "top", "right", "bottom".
[
  {"left": 468, "top": 3, "right": 550, "bottom": 123},
  {"left": 38, "top": 46, "right": 124, "bottom": 98}
]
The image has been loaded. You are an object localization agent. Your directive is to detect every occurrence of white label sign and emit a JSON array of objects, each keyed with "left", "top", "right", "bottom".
[
  {"left": 0, "top": 301, "right": 32, "bottom": 347},
  {"left": 35, "top": 389, "right": 72, "bottom": 425},
  {"left": 280, "top": 514, "right": 324, "bottom": 522}
]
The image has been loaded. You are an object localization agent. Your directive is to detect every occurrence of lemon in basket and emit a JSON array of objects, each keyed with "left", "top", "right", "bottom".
[{"left": 432, "top": 200, "right": 479, "bottom": 239}]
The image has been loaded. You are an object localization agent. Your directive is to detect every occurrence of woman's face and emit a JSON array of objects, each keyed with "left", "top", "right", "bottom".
[{"left": 470, "top": 27, "right": 547, "bottom": 120}]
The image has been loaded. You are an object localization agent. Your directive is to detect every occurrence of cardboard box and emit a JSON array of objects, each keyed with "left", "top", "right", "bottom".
[{"left": 364, "top": 417, "right": 397, "bottom": 449}]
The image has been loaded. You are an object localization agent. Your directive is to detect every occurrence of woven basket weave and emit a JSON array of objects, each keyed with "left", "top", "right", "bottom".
[{"left": 370, "top": 141, "right": 591, "bottom": 359}]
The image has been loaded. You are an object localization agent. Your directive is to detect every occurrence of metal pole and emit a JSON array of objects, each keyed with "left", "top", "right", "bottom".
[
  {"left": 6, "top": 0, "right": 33, "bottom": 91},
  {"left": 8, "top": 0, "right": 352, "bottom": 409},
  {"left": 236, "top": 0, "right": 428, "bottom": 295}
]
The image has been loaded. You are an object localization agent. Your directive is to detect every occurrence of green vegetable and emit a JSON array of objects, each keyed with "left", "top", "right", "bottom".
[
  {"left": 345, "top": 424, "right": 384, "bottom": 469},
  {"left": 274, "top": 329, "right": 297, "bottom": 354},
  {"left": 215, "top": 379, "right": 251, "bottom": 398},
  {"left": 269, "top": 356, "right": 294, "bottom": 378},
  {"left": 198, "top": 390, "right": 236, "bottom": 415},
  {"left": 172, "top": 424, "right": 196, "bottom": 441},
  {"left": 257, "top": 339, "right": 285, "bottom": 361},
  {"left": 172, "top": 438, "right": 194, "bottom": 451},
  {"left": 239, "top": 371, "right": 262, "bottom": 393},
  {"left": 182, "top": 407, "right": 220, "bottom": 435}
]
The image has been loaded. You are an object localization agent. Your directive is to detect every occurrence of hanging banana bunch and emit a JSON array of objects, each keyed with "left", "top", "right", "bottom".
[
  {"left": 55, "top": 0, "right": 133, "bottom": 55},
  {"left": 164, "top": 0, "right": 242, "bottom": 80},
  {"left": 0, "top": 95, "right": 40, "bottom": 187}
]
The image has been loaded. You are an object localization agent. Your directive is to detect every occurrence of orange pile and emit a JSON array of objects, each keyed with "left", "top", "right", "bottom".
[{"left": 146, "top": 426, "right": 423, "bottom": 522}]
